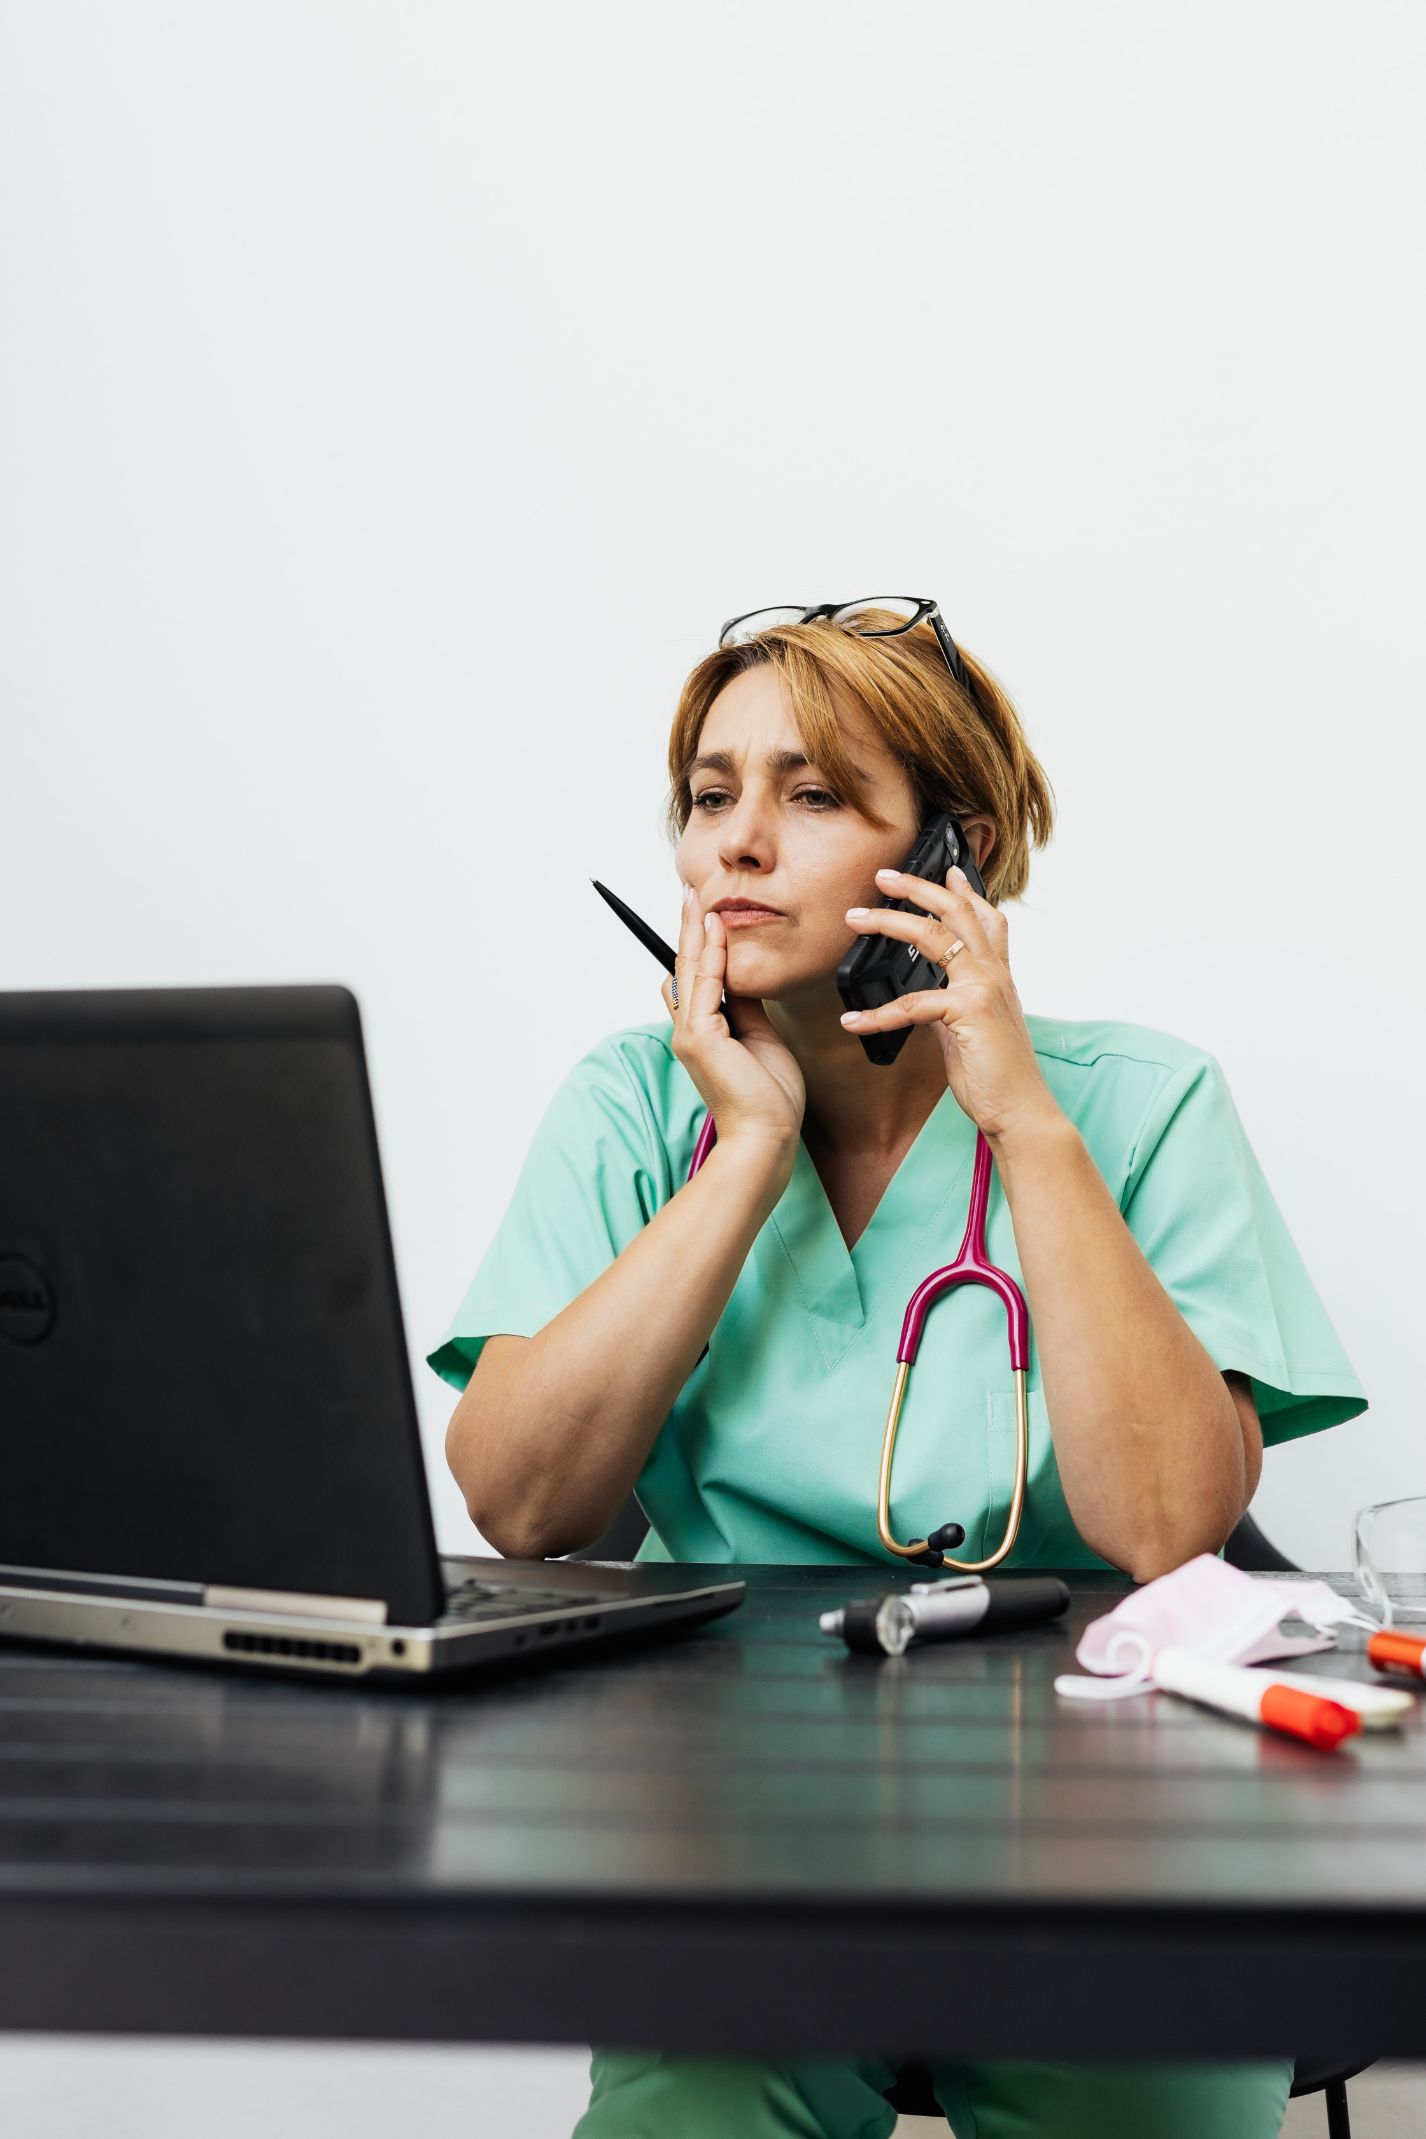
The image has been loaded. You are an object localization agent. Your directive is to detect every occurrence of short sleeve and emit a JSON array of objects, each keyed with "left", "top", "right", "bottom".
[
  {"left": 1119, "top": 1053, "right": 1367, "bottom": 1447},
  {"left": 425, "top": 1038, "right": 668, "bottom": 1395}
]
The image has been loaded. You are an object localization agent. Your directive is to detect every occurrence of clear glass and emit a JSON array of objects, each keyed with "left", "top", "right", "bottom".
[{"left": 1352, "top": 1496, "right": 1426, "bottom": 1625}]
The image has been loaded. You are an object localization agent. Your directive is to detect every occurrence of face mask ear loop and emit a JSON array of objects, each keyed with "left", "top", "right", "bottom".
[
  {"left": 1106, "top": 1630, "right": 1153, "bottom": 1676},
  {"left": 1290, "top": 1581, "right": 1382, "bottom": 1636},
  {"left": 1053, "top": 1629, "right": 1154, "bottom": 1702}
]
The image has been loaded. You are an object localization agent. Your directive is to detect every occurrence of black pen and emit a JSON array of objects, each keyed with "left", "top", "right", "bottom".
[{"left": 591, "top": 879, "right": 733, "bottom": 1023}]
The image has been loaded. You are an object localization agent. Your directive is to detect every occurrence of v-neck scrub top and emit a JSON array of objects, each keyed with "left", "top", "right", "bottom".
[{"left": 427, "top": 1016, "right": 1367, "bottom": 1569}]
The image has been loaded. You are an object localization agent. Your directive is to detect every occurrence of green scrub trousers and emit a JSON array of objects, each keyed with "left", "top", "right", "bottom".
[
  {"left": 574, "top": 2047, "right": 1295, "bottom": 2137},
  {"left": 430, "top": 1012, "right": 1367, "bottom": 2137}
]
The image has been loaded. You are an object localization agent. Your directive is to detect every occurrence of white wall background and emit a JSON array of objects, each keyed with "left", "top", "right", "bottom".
[{"left": 2, "top": 2, "right": 1423, "bottom": 2130}]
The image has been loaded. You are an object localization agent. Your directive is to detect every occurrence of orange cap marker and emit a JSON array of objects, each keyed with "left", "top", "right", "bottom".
[
  {"left": 1259, "top": 1683, "right": 1361, "bottom": 1751},
  {"left": 1368, "top": 1629, "right": 1426, "bottom": 1680},
  {"left": 1150, "top": 1647, "right": 1362, "bottom": 1752}
]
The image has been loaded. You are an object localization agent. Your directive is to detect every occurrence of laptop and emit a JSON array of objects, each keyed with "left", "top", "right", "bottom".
[{"left": 0, "top": 984, "right": 744, "bottom": 1681}]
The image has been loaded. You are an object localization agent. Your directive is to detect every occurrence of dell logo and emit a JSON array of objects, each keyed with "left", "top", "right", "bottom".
[{"left": 0, "top": 1254, "right": 56, "bottom": 1346}]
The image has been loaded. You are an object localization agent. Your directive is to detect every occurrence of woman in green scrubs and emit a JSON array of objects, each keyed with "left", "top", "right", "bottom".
[{"left": 430, "top": 605, "right": 1366, "bottom": 2137}]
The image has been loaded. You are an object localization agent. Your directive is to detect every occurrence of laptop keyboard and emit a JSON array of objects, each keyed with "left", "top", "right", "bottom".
[{"left": 438, "top": 1574, "right": 606, "bottom": 1626}]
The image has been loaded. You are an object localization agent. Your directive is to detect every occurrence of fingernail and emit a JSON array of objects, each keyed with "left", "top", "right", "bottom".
[
  {"left": 840, "top": 1012, "right": 861, "bottom": 1025},
  {"left": 683, "top": 884, "right": 693, "bottom": 906},
  {"left": 704, "top": 914, "right": 715, "bottom": 933},
  {"left": 951, "top": 866, "right": 967, "bottom": 884},
  {"left": 875, "top": 867, "right": 899, "bottom": 880},
  {"left": 845, "top": 906, "right": 869, "bottom": 919}
]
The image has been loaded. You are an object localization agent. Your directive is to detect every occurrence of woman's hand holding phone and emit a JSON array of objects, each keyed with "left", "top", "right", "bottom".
[{"left": 661, "top": 886, "right": 805, "bottom": 1157}]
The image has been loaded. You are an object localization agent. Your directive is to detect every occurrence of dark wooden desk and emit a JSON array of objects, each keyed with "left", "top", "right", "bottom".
[{"left": 0, "top": 1568, "right": 1422, "bottom": 2060}]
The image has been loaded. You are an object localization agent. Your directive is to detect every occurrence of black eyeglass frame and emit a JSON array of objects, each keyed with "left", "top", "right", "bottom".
[{"left": 716, "top": 599, "right": 972, "bottom": 696}]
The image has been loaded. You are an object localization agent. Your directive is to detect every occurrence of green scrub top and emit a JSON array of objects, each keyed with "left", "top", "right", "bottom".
[{"left": 427, "top": 1016, "right": 1367, "bottom": 1569}]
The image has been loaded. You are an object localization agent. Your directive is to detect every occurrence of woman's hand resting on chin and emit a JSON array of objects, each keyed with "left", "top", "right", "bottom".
[{"left": 660, "top": 885, "right": 805, "bottom": 1155}]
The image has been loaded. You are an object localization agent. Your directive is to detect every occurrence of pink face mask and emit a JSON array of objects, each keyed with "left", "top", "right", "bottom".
[{"left": 1054, "top": 1552, "right": 1375, "bottom": 1703}]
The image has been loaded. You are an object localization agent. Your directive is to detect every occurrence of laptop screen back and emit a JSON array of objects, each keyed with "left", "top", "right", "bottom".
[{"left": 0, "top": 985, "right": 445, "bottom": 1627}]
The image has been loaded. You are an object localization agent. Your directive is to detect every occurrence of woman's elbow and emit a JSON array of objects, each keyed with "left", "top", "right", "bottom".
[
  {"left": 443, "top": 1403, "right": 479, "bottom": 1515},
  {"left": 1122, "top": 1485, "right": 1256, "bottom": 1584},
  {"left": 445, "top": 1404, "right": 512, "bottom": 1552},
  {"left": 443, "top": 1413, "right": 557, "bottom": 1559}
]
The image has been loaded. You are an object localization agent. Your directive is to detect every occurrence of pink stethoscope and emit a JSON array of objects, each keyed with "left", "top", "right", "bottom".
[{"left": 685, "top": 1109, "right": 1031, "bottom": 1573}]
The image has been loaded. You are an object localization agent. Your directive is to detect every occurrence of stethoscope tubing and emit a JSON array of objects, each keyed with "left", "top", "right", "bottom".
[
  {"left": 903, "top": 1131, "right": 1029, "bottom": 1372},
  {"left": 687, "top": 1102, "right": 1031, "bottom": 1573}
]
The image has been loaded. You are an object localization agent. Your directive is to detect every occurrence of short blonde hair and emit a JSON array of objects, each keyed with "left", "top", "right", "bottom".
[{"left": 663, "top": 611, "right": 1055, "bottom": 905}]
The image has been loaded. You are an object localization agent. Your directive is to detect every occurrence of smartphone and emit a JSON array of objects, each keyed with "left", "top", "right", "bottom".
[{"left": 835, "top": 811, "right": 985, "bottom": 1067}]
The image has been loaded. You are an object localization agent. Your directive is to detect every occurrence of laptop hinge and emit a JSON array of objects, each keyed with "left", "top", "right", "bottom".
[
  {"left": 0, "top": 1562, "right": 204, "bottom": 1608},
  {"left": 203, "top": 1584, "right": 388, "bottom": 1626}
]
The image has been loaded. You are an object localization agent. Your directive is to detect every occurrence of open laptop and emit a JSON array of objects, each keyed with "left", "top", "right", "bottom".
[{"left": 0, "top": 984, "right": 743, "bottom": 1681}]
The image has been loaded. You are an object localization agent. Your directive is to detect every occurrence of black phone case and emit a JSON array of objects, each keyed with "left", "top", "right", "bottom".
[{"left": 835, "top": 812, "right": 986, "bottom": 1066}]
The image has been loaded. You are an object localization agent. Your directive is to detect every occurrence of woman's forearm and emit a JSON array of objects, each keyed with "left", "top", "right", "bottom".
[
  {"left": 447, "top": 1134, "right": 795, "bottom": 1560},
  {"left": 989, "top": 1108, "right": 1250, "bottom": 1581}
]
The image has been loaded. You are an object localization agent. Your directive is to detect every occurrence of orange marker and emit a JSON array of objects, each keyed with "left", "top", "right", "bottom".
[
  {"left": 1368, "top": 1629, "right": 1426, "bottom": 1681},
  {"left": 1151, "top": 1648, "right": 1361, "bottom": 1752}
]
